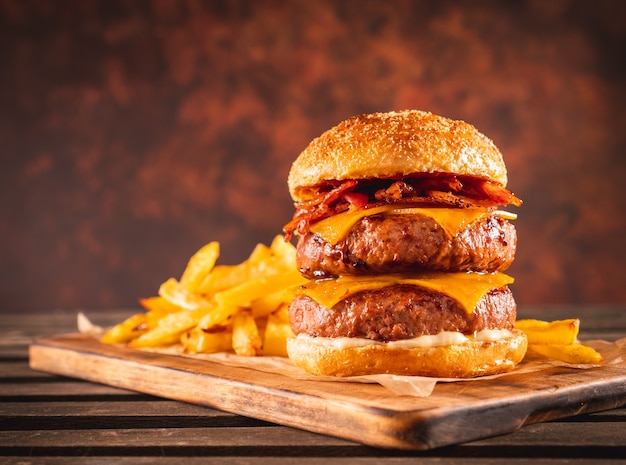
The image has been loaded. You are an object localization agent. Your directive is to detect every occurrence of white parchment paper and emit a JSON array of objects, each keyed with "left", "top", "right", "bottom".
[{"left": 77, "top": 312, "right": 626, "bottom": 397}]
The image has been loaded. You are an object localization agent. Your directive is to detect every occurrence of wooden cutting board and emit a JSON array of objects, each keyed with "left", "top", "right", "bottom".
[{"left": 29, "top": 333, "right": 626, "bottom": 450}]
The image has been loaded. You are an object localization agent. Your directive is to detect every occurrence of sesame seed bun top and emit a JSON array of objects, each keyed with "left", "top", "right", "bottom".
[{"left": 288, "top": 110, "right": 508, "bottom": 202}]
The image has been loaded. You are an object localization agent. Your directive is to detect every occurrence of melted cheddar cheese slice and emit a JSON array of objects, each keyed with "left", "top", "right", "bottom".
[
  {"left": 309, "top": 206, "right": 517, "bottom": 245},
  {"left": 295, "top": 272, "right": 514, "bottom": 315}
]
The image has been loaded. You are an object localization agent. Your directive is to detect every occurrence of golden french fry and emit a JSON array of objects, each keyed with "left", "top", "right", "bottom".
[
  {"left": 515, "top": 318, "right": 580, "bottom": 345},
  {"left": 196, "top": 301, "right": 241, "bottom": 332},
  {"left": 197, "top": 243, "right": 272, "bottom": 295},
  {"left": 181, "top": 327, "right": 232, "bottom": 354},
  {"left": 129, "top": 307, "right": 210, "bottom": 348},
  {"left": 248, "top": 242, "right": 274, "bottom": 269},
  {"left": 272, "top": 303, "right": 291, "bottom": 323},
  {"left": 249, "top": 287, "right": 296, "bottom": 319},
  {"left": 101, "top": 313, "right": 147, "bottom": 344},
  {"left": 195, "top": 236, "right": 297, "bottom": 296},
  {"left": 526, "top": 343, "right": 604, "bottom": 365},
  {"left": 180, "top": 242, "right": 220, "bottom": 293},
  {"left": 139, "top": 296, "right": 180, "bottom": 314},
  {"left": 269, "top": 235, "right": 298, "bottom": 267},
  {"left": 159, "top": 278, "right": 214, "bottom": 311},
  {"left": 232, "top": 310, "right": 263, "bottom": 356},
  {"left": 233, "top": 237, "right": 295, "bottom": 284},
  {"left": 103, "top": 235, "right": 300, "bottom": 357},
  {"left": 139, "top": 297, "right": 184, "bottom": 330},
  {"left": 248, "top": 241, "right": 289, "bottom": 276},
  {"left": 215, "top": 270, "right": 306, "bottom": 309},
  {"left": 197, "top": 264, "right": 246, "bottom": 295},
  {"left": 263, "top": 312, "right": 295, "bottom": 357},
  {"left": 145, "top": 310, "right": 168, "bottom": 330}
]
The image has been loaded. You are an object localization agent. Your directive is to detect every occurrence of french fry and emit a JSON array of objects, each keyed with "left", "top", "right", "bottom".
[
  {"left": 196, "top": 235, "right": 298, "bottom": 294},
  {"left": 526, "top": 343, "right": 604, "bottom": 365},
  {"left": 101, "top": 313, "right": 147, "bottom": 344},
  {"left": 102, "top": 235, "right": 301, "bottom": 357},
  {"left": 145, "top": 309, "right": 169, "bottom": 330},
  {"left": 181, "top": 327, "right": 232, "bottom": 354},
  {"left": 515, "top": 318, "right": 580, "bottom": 345},
  {"left": 196, "top": 301, "right": 240, "bottom": 331},
  {"left": 249, "top": 287, "right": 296, "bottom": 319},
  {"left": 215, "top": 270, "right": 306, "bottom": 309},
  {"left": 515, "top": 318, "right": 604, "bottom": 365},
  {"left": 232, "top": 310, "right": 263, "bottom": 356},
  {"left": 129, "top": 307, "right": 210, "bottom": 348},
  {"left": 158, "top": 278, "right": 214, "bottom": 311},
  {"left": 268, "top": 234, "right": 298, "bottom": 268},
  {"left": 180, "top": 242, "right": 220, "bottom": 293},
  {"left": 263, "top": 311, "right": 295, "bottom": 357},
  {"left": 139, "top": 296, "right": 180, "bottom": 314},
  {"left": 273, "top": 302, "right": 291, "bottom": 323},
  {"left": 197, "top": 243, "right": 271, "bottom": 295}
]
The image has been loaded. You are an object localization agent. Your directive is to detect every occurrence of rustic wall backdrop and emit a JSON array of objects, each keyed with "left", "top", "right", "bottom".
[{"left": 1, "top": 0, "right": 625, "bottom": 313}]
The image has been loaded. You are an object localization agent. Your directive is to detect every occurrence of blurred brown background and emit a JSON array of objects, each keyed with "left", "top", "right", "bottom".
[{"left": 1, "top": 0, "right": 625, "bottom": 314}]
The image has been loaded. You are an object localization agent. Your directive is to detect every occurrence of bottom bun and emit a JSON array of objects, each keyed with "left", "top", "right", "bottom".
[{"left": 286, "top": 330, "right": 528, "bottom": 378}]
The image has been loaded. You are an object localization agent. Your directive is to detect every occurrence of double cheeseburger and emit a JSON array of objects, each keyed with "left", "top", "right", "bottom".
[{"left": 283, "top": 110, "right": 527, "bottom": 378}]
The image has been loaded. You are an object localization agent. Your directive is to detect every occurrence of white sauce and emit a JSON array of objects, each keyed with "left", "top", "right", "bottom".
[{"left": 296, "top": 329, "right": 513, "bottom": 349}]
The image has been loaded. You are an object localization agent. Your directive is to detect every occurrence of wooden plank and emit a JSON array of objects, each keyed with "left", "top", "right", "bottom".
[
  {"left": 466, "top": 420, "right": 626, "bottom": 447},
  {"left": 1, "top": 424, "right": 625, "bottom": 464},
  {"left": 0, "top": 459, "right": 620, "bottom": 465},
  {"left": 28, "top": 333, "right": 626, "bottom": 450},
  {"left": 0, "top": 361, "right": 53, "bottom": 377},
  {"left": 0, "top": 381, "right": 141, "bottom": 396},
  {"left": 0, "top": 401, "right": 227, "bottom": 417},
  {"left": 569, "top": 407, "right": 626, "bottom": 419},
  {"left": 0, "top": 426, "right": 353, "bottom": 448},
  {"left": 2, "top": 421, "right": 625, "bottom": 449},
  {"left": 0, "top": 345, "right": 30, "bottom": 360}
]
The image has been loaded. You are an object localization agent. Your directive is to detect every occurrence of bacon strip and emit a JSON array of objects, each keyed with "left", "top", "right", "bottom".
[
  {"left": 475, "top": 180, "right": 522, "bottom": 207},
  {"left": 283, "top": 180, "right": 357, "bottom": 241},
  {"left": 283, "top": 175, "right": 521, "bottom": 240}
]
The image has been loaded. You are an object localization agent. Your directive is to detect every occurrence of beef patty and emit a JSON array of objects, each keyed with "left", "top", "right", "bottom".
[
  {"left": 296, "top": 212, "right": 516, "bottom": 278},
  {"left": 288, "top": 285, "right": 516, "bottom": 342}
]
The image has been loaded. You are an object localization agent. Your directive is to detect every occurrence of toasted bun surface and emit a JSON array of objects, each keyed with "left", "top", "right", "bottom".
[
  {"left": 286, "top": 330, "right": 527, "bottom": 378},
  {"left": 288, "top": 110, "right": 508, "bottom": 202}
]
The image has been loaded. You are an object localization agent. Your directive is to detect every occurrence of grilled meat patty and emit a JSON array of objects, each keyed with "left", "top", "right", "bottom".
[
  {"left": 296, "top": 212, "right": 516, "bottom": 278},
  {"left": 289, "top": 285, "right": 516, "bottom": 342}
]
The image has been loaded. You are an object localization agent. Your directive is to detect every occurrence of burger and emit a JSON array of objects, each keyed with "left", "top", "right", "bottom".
[{"left": 282, "top": 110, "right": 527, "bottom": 378}]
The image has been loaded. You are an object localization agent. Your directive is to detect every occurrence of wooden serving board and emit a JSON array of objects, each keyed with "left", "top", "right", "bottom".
[{"left": 29, "top": 333, "right": 626, "bottom": 450}]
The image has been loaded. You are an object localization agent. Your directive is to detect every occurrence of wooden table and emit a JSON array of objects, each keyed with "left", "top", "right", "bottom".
[{"left": 2, "top": 307, "right": 626, "bottom": 464}]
